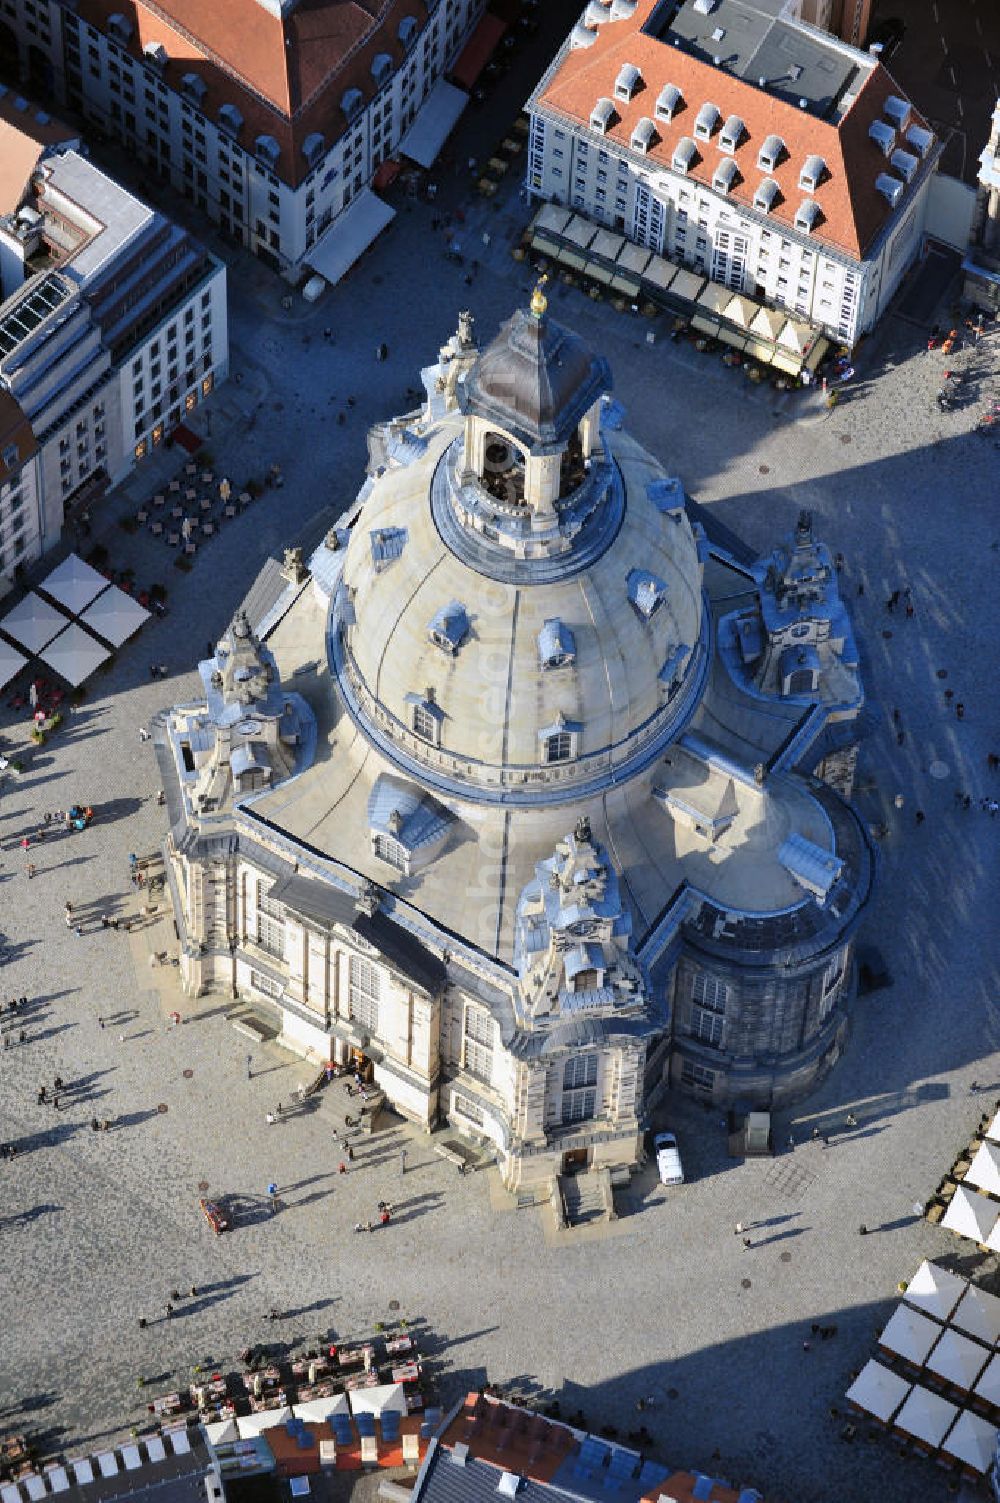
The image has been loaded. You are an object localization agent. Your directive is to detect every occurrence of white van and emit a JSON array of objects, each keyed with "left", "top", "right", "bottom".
[
  {"left": 654, "top": 1131, "right": 684, "bottom": 1185},
  {"left": 302, "top": 274, "right": 328, "bottom": 303}
]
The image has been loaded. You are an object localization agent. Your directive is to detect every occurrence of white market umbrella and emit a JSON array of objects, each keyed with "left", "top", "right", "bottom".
[
  {"left": 941, "top": 1410, "right": 998, "bottom": 1474},
  {"left": 38, "top": 622, "right": 110, "bottom": 687},
  {"left": 942, "top": 1185, "right": 999, "bottom": 1245},
  {"left": 844, "top": 1360, "right": 910, "bottom": 1423},
  {"left": 966, "top": 1141, "right": 1000, "bottom": 1198},
  {"left": 347, "top": 1383, "right": 406, "bottom": 1417},
  {"left": 40, "top": 552, "right": 108, "bottom": 614},
  {"left": 952, "top": 1281, "right": 1000, "bottom": 1346},
  {"left": 0, "top": 635, "right": 27, "bottom": 690},
  {"left": 893, "top": 1386, "right": 958, "bottom": 1447},
  {"left": 986, "top": 1110, "right": 1000, "bottom": 1145},
  {"left": 237, "top": 1407, "right": 292, "bottom": 1438},
  {"left": 292, "top": 1394, "right": 350, "bottom": 1424},
  {"left": 202, "top": 1419, "right": 240, "bottom": 1446},
  {"left": 0, "top": 591, "right": 68, "bottom": 653},
  {"left": 903, "top": 1260, "right": 967, "bottom": 1323},
  {"left": 878, "top": 1304, "right": 941, "bottom": 1366},
  {"left": 974, "top": 1353, "right": 1000, "bottom": 1407},
  {"left": 924, "top": 1327, "right": 990, "bottom": 1391},
  {"left": 79, "top": 584, "right": 150, "bottom": 648}
]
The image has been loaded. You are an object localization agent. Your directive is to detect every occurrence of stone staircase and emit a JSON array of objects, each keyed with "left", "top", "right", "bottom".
[{"left": 559, "top": 1171, "right": 610, "bottom": 1227}]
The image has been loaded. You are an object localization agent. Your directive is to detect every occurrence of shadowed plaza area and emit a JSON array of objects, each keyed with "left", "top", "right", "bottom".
[{"left": 0, "top": 188, "right": 998, "bottom": 1503}]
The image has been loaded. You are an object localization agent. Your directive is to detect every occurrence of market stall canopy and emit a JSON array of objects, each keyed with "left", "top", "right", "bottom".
[
  {"left": 966, "top": 1140, "right": 1000, "bottom": 1197},
  {"left": 986, "top": 1108, "right": 1000, "bottom": 1144},
  {"left": 878, "top": 1304, "right": 941, "bottom": 1366},
  {"left": 529, "top": 233, "right": 560, "bottom": 258},
  {"left": 952, "top": 1281, "right": 1000, "bottom": 1346},
  {"left": 293, "top": 1394, "right": 350, "bottom": 1423},
  {"left": 668, "top": 267, "right": 707, "bottom": 303},
  {"left": 590, "top": 228, "right": 626, "bottom": 264},
  {"left": 940, "top": 1410, "right": 998, "bottom": 1474},
  {"left": 532, "top": 203, "right": 572, "bottom": 238},
  {"left": 697, "top": 282, "right": 731, "bottom": 318},
  {"left": 943, "top": 1184, "right": 1000, "bottom": 1244},
  {"left": 641, "top": 256, "right": 676, "bottom": 292},
  {"left": 398, "top": 79, "right": 468, "bottom": 168},
  {"left": 974, "top": 1352, "right": 1000, "bottom": 1406},
  {"left": 40, "top": 552, "right": 109, "bottom": 614},
  {"left": 750, "top": 307, "right": 785, "bottom": 341},
  {"left": 0, "top": 591, "right": 68, "bottom": 653},
  {"left": 347, "top": 1382, "right": 407, "bottom": 1417},
  {"left": 38, "top": 621, "right": 110, "bottom": 687},
  {"left": 78, "top": 584, "right": 150, "bottom": 648},
  {"left": 925, "top": 1326, "right": 990, "bottom": 1391},
  {"left": 202, "top": 1420, "right": 240, "bottom": 1446},
  {"left": 562, "top": 215, "right": 598, "bottom": 250},
  {"left": 0, "top": 635, "right": 27, "bottom": 690},
  {"left": 844, "top": 1360, "right": 910, "bottom": 1423},
  {"left": 450, "top": 12, "right": 507, "bottom": 91},
  {"left": 236, "top": 1407, "right": 293, "bottom": 1438},
  {"left": 904, "top": 1260, "right": 967, "bottom": 1323},
  {"left": 617, "top": 242, "right": 652, "bottom": 277},
  {"left": 893, "top": 1386, "right": 959, "bottom": 1447},
  {"left": 304, "top": 190, "right": 396, "bottom": 288}
]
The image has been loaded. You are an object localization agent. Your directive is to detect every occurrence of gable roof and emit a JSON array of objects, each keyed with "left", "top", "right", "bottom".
[{"left": 536, "top": 0, "right": 932, "bottom": 258}]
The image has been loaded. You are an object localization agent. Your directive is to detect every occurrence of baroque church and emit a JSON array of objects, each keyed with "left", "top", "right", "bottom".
[{"left": 154, "top": 291, "right": 873, "bottom": 1191}]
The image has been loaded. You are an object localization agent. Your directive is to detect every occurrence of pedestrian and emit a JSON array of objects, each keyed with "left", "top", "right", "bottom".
[
  {"left": 339, "top": 1161, "right": 348, "bottom": 1175},
  {"left": 742, "top": 1236, "right": 752, "bottom": 1249},
  {"left": 956, "top": 702, "right": 965, "bottom": 720},
  {"left": 53, "top": 1076, "right": 63, "bottom": 1090},
  {"left": 346, "top": 1144, "right": 354, "bottom": 1162},
  {"left": 399, "top": 1148, "right": 408, "bottom": 1176},
  {"left": 845, "top": 1113, "right": 857, "bottom": 1127},
  {"left": 896, "top": 729, "right": 905, "bottom": 746},
  {"left": 138, "top": 727, "right": 150, "bottom": 742},
  {"left": 892, "top": 708, "right": 901, "bottom": 724},
  {"left": 811, "top": 1126, "right": 820, "bottom": 1141},
  {"left": 856, "top": 582, "right": 864, "bottom": 596},
  {"left": 734, "top": 1221, "right": 744, "bottom": 1235},
  {"left": 915, "top": 810, "right": 925, "bottom": 825},
  {"left": 265, "top": 1111, "right": 276, "bottom": 1126},
  {"left": 101, "top": 914, "right": 109, "bottom": 929},
  {"left": 98, "top": 1016, "right": 105, "bottom": 1029},
  {"left": 170, "top": 1289, "right": 182, "bottom": 1301},
  {"left": 190, "top": 1286, "right": 199, "bottom": 1298},
  {"left": 138, "top": 1317, "right": 147, "bottom": 1329},
  {"left": 247, "top": 1053, "right": 253, "bottom": 1081},
  {"left": 970, "top": 1081, "right": 979, "bottom": 1094},
  {"left": 52, "top": 1094, "right": 59, "bottom": 1109},
  {"left": 64, "top": 902, "right": 73, "bottom": 927},
  {"left": 26, "top": 863, "right": 35, "bottom": 880},
  {"left": 37, "top": 1085, "right": 46, "bottom": 1104},
  {"left": 858, "top": 1224, "right": 867, "bottom": 1236},
  {"left": 267, "top": 1181, "right": 278, "bottom": 1213},
  {"left": 20, "top": 836, "right": 29, "bottom": 855},
  {"left": 165, "top": 1303, "right": 174, "bottom": 1318}
]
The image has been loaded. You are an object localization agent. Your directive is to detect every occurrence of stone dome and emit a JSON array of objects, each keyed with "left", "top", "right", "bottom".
[{"left": 458, "top": 303, "right": 612, "bottom": 453}]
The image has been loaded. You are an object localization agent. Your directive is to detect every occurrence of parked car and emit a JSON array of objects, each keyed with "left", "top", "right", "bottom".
[
  {"left": 302, "top": 274, "right": 328, "bottom": 303},
  {"left": 653, "top": 1131, "right": 684, "bottom": 1185}
]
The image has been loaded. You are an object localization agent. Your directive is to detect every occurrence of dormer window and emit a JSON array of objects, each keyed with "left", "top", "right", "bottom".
[
  {"left": 754, "top": 177, "right": 779, "bottom": 214},
  {"left": 757, "top": 133, "right": 784, "bottom": 171},
  {"left": 107, "top": 12, "right": 133, "bottom": 44},
  {"left": 713, "top": 158, "right": 739, "bottom": 195},
  {"left": 255, "top": 134, "right": 281, "bottom": 168},
  {"left": 181, "top": 72, "right": 207, "bottom": 107},
  {"left": 890, "top": 146, "right": 919, "bottom": 182},
  {"left": 672, "top": 136, "right": 697, "bottom": 175},
  {"left": 719, "top": 114, "right": 743, "bottom": 152},
  {"left": 398, "top": 15, "right": 418, "bottom": 49},
  {"left": 794, "top": 198, "right": 820, "bottom": 234},
  {"left": 142, "top": 41, "right": 167, "bottom": 71},
  {"left": 628, "top": 568, "right": 666, "bottom": 619},
  {"left": 538, "top": 619, "right": 576, "bottom": 669},
  {"left": 655, "top": 83, "right": 682, "bottom": 123},
  {"left": 368, "top": 774, "right": 453, "bottom": 875},
  {"left": 614, "top": 63, "right": 641, "bottom": 102},
  {"left": 631, "top": 117, "right": 657, "bottom": 155},
  {"left": 868, "top": 121, "right": 894, "bottom": 157},
  {"left": 798, "top": 153, "right": 825, "bottom": 191},
  {"left": 428, "top": 602, "right": 469, "bottom": 654},
  {"left": 218, "top": 103, "right": 244, "bottom": 137},
  {"left": 371, "top": 52, "right": 392, "bottom": 87},
  {"left": 905, "top": 123, "right": 933, "bottom": 158},
  {"left": 370, "top": 526, "right": 407, "bottom": 572},
  {"left": 883, "top": 95, "right": 911, "bottom": 130},
  {"left": 342, "top": 87, "right": 364, "bottom": 122},
  {"left": 694, "top": 102, "right": 719, "bottom": 141},
  {"left": 591, "top": 97, "right": 616, "bottom": 136},
  {"left": 875, "top": 173, "right": 904, "bottom": 207},
  {"left": 302, "top": 131, "right": 325, "bottom": 169},
  {"left": 405, "top": 690, "right": 443, "bottom": 746}
]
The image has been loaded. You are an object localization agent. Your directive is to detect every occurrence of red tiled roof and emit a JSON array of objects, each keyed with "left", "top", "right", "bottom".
[
  {"left": 537, "top": 0, "right": 931, "bottom": 259},
  {"left": 0, "top": 95, "right": 77, "bottom": 216},
  {"left": 73, "top": 0, "right": 431, "bottom": 188}
]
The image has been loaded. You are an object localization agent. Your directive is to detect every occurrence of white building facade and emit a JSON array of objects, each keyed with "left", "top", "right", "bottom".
[{"left": 527, "top": 0, "right": 941, "bottom": 346}]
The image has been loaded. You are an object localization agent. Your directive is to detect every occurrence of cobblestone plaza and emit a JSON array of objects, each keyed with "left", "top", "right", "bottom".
[{"left": 1, "top": 159, "right": 998, "bottom": 1503}]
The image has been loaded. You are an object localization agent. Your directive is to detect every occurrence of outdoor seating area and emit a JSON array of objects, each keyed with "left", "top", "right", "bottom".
[
  {"left": 128, "top": 463, "right": 260, "bottom": 568},
  {"left": 844, "top": 1259, "right": 1000, "bottom": 1479},
  {"left": 520, "top": 204, "right": 830, "bottom": 384}
]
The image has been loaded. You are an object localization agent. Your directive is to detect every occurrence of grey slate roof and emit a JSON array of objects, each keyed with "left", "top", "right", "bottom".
[
  {"left": 237, "top": 556, "right": 287, "bottom": 635},
  {"left": 354, "top": 910, "right": 447, "bottom": 996},
  {"left": 268, "top": 873, "right": 358, "bottom": 930}
]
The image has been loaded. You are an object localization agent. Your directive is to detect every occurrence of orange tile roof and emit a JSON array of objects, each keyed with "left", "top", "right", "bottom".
[
  {"left": 73, "top": 0, "right": 431, "bottom": 188},
  {"left": 537, "top": 0, "right": 931, "bottom": 259},
  {"left": 0, "top": 95, "right": 77, "bottom": 216},
  {"left": 641, "top": 1472, "right": 741, "bottom": 1503},
  {"left": 0, "top": 391, "right": 38, "bottom": 485},
  {"left": 441, "top": 1394, "right": 578, "bottom": 1483}
]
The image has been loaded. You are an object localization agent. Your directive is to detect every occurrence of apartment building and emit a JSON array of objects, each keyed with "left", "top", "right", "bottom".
[
  {"left": 527, "top": 0, "right": 940, "bottom": 346},
  {"left": 0, "top": 124, "right": 226, "bottom": 581},
  {"left": 0, "top": 0, "right": 488, "bottom": 278}
]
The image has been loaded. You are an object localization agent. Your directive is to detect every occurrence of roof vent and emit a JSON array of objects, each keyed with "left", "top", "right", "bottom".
[
  {"left": 869, "top": 119, "right": 895, "bottom": 155},
  {"left": 655, "top": 82, "right": 682, "bottom": 122},
  {"left": 711, "top": 26, "right": 725, "bottom": 41},
  {"left": 798, "top": 98, "right": 808, "bottom": 109},
  {"left": 875, "top": 172, "right": 904, "bottom": 207},
  {"left": 890, "top": 146, "right": 919, "bottom": 181},
  {"left": 571, "top": 22, "right": 598, "bottom": 49},
  {"left": 497, "top": 1475, "right": 521, "bottom": 1498},
  {"left": 693, "top": 0, "right": 716, "bottom": 12},
  {"left": 451, "top": 1444, "right": 469, "bottom": 1467},
  {"left": 905, "top": 122, "right": 933, "bottom": 157},
  {"left": 883, "top": 94, "right": 911, "bottom": 128}
]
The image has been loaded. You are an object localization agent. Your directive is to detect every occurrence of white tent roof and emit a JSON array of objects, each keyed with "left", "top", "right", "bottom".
[
  {"left": 304, "top": 189, "right": 395, "bottom": 287},
  {"left": 966, "top": 1140, "right": 1000, "bottom": 1197},
  {"left": 844, "top": 1360, "right": 910, "bottom": 1423},
  {"left": 0, "top": 590, "right": 68, "bottom": 652},
  {"left": 0, "top": 634, "right": 26, "bottom": 690},
  {"left": 347, "top": 1382, "right": 406, "bottom": 1417},
  {"left": 893, "top": 1385, "right": 958, "bottom": 1446},
  {"left": 78, "top": 583, "right": 150, "bottom": 647},
  {"left": 38, "top": 621, "right": 110, "bottom": 687},
  {"left": 236, "top": 1407, "right": 292, "bottom": 1438},
  {"left": 203, "top": 1419, "right": 240, "bottom": 1446},
  {"left": 397, "top": 78, "right": 468, "bottom": 168},
  {"left": 292, "top": 1394, "right": 350, "bottom": 1424},
  {"left": 952, "top": 1281, "right": 1000, "bottom": 1345},
  {"left": 925, "top": 1326, "right": 990, "bottom": 1391},
  {"left": 903, "top": 1259, "right": 967, "bottom": 1323},
  {"left": 942, "top": 1184, "right": 999, "bottom": 1245},
  {"left": 974, "top": 1352, "right": 1000, "bottom": 1406},
  {"left": 878, "top": 1304, "right": 941, "bottom": 1365},
  {"left": 986, "top": 1109, "right": 1000, "bottom": 1145},
  {"left": 40, "top": 552, "right": 108, "bottom": 614},
  {"left": 941, "top": 1409, "right": 997, "bottom": 1474}
]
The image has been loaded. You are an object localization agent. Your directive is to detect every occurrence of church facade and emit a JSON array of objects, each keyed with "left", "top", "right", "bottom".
[{"left": 154, "top": 294, "right": 873, "bottom": 1191}]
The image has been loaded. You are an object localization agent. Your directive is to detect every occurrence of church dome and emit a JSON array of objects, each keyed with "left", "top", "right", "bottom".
[{"left": 459, "top": 299, "right": 612, "bottom": 453}]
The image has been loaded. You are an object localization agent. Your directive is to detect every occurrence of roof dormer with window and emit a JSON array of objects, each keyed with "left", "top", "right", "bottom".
[
  {"left": 794, "top": 199, "right": 821, "bottom": 234},
  {"left": 255, "top": 134, "right": 281, "bottom": 169},
  {"left": 655, "top": 83, "right": 683, "bottom": 123},
  {"left": 719, "top": 114, "right": 743, "bottom": 153},
  {"left": 713, "top": 158, "right": 739, "bottom": 195},
  {"left": 798, "top": 154, "right": 825, "bottom": 191},
  {"left": 694, "top": 102, "right": 720, "bottom": 141},
  {"left": 614, "top": 63, "right": 641, "bottom": 102},
  {"left": 631, "top": 117, "right": 657, "bottom": 155},
  {"left": 672, "top": 136, "right": 698, "bottom": 175},
  {"left": 371, "top": 53, "right": 392, "bottom": 88},
  {"left": 591, "top": 97, "right": 617, "bottom": 135},
  {"left": 107, "top": 12, "right": 133, "bottom": 44},
  {"left": 757, "top": 134, "right": 784, "bottom": 172},
  {"left": 753, "top": 177, "right": 780, "bottom": 214},
  {"left": 182, "top": 72, "right": 207, "bottom": 107},
  {"left": 219, "top": 103, "right": 244, "bottom": 138},
  {"left": 868, "top": 120, "right": 895, "bottom": 157}
]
